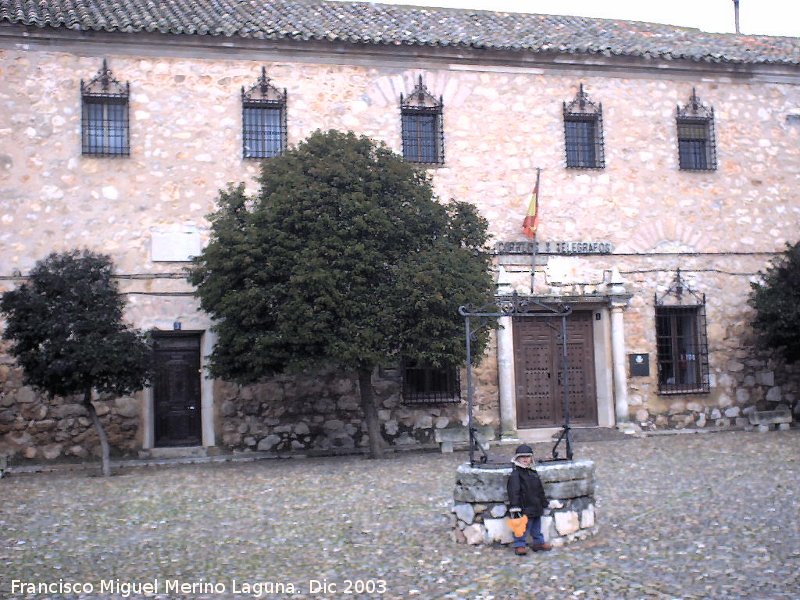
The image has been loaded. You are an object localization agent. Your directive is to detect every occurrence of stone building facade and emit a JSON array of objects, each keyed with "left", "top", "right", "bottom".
[{"left": 0, "top": 1, "right": 799, "bottom": 461}]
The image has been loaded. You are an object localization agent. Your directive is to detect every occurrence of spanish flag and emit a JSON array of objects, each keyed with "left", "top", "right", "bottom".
[{"left": 522, "top": 169, "right": 541, "bottom": 239}]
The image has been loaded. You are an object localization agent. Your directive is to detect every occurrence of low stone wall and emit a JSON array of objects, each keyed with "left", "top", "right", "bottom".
[
  {"left": 632, "top": 354, "right": 800, "bottom": 431},
  {"left": 452, "top": 460, "right": 597, "bottom": 547},
  {"left": 0, "top": 364, "right": 496, "bottom": 461},
  {"left": 216, "top": 371, "right": 475, "bottom": 453},
  {"left": 0, "top": 359, "right": 141, "bottom": 460}
]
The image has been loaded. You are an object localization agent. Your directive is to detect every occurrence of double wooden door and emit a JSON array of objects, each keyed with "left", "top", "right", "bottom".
[{"left": 513, "top": 311, "right": 598, "bottom": 428}]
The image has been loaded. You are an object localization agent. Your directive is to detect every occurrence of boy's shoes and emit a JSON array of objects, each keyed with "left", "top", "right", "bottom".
[
  {"left": 514, "top": 546, "right": 528, "bottom": 556},
  {"left": 531, "top": 543, "right": 553, "bottom": 552}
]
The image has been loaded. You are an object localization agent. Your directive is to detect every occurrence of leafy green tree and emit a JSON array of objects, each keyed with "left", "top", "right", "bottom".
[
  {"left": 189, "top": 130, "right": 494, "bottom": 458},
  {"left": 749, "top": 241, "right": 800, "bottom": 364},
  {"left": 0, "top": 250, "right": 152, "bottom": 476}
]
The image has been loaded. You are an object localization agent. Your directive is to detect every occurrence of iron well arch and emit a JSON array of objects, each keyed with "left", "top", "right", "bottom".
[{"left": 459, "top": 292, "right": 577, "bottom": 467}]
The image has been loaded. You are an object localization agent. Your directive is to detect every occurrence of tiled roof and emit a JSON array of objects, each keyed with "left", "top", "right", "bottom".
[{"left": 1, "top": 0, "right": 799, "bottom": 66}]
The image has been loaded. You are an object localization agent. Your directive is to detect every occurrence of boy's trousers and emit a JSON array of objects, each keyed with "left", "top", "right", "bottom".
[{"left": 511, "top": 515, "right": 545, "bottom": 548}]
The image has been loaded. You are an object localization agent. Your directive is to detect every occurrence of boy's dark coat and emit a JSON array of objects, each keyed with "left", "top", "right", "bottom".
[{"left": 507, "top": 465, "right": 548, "bottom": 517}]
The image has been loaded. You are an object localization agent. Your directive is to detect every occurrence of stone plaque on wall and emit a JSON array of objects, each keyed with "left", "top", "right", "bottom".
[{"left": 151, "top": 227, "right": 202, "bottom": 262}]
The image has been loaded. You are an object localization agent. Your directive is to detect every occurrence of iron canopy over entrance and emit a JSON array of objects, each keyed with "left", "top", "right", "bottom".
[{"left": 460, "top": 293, "right": 578, "bottom": 467}]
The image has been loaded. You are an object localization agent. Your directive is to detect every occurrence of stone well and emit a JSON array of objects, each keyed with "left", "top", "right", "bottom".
[{"left": 452, "top": 459, "right": 597, "bottom": 547}]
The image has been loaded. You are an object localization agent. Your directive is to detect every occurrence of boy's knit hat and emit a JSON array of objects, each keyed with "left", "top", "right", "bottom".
[{"left": 513, "top": 444, "right": 534, "bottom": 460}]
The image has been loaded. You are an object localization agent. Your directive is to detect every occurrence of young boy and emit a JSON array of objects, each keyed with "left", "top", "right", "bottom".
[{"left": 507, "top": 444, "right": 552, "bottom": 555}]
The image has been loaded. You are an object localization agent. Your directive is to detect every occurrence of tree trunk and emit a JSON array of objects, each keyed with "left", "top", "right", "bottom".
[
  {"left": 358, "top": 366, "right": 384, "bottom": 459},
  {"left": 83, "top": 389, "right": 111, "bottom": 477}
]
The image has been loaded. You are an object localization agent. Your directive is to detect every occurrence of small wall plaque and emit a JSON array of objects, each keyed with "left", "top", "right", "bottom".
[
  {"left": 629, "top": 353, "right": 649, "bottom": 377},
  {"left": 151, "top": 226, "right": 202, "bottom": 262}
]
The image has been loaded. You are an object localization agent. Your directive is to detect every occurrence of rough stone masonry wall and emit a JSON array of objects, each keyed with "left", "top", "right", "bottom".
[
  {"left": 2, "top": 49, "right": 798, "bottom": 283},
  {"left": 616, "top": 259, "right": 800, "bottom": 429},
  {"left": 0, "top": 353, "right": 142, "bottom": 460},
  {"left": 216, "top": 370, "right": 468, "bottom": 454},
  {"left": 0, "top": 358, "right": 487, "bottom": 460},
  {"left": 452, "top": 460, "right": 597, "bottom": 547},
  {"left": 216, "top": 335, "right": 498, "bottom": 455},
  {"left": 633, "top": 352, "right": 800, "bottom": 432}
]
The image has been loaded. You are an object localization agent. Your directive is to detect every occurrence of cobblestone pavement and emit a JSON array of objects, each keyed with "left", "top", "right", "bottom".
[{"left": 1, "top": 430, "right": 799, "bottom": 600}]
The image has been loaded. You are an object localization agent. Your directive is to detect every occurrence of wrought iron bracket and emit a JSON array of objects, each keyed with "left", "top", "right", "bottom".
[
  {"left": 400, "top": 75, "right": 442, "bottom": 110},
  {"left": 81, "top": 59, "right": 129, "bottom": 98},
  {"left": 677, "top": 87, "right": 713, "bottom": 120},
  {"left": 655, "top": 268, "right": 706, "bottom": 307},
  {"left": 242, "top": 66, "right": 287, "bottom": 106}
]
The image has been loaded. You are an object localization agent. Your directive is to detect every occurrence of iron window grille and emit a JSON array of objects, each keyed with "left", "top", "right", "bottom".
[
  {"left": 677, "top": 88, "right": 717, "bottom": 171},
  {"left": 80, "top": 60, "right": 130, "bottom": 157},
  {"left": 563, "top": 83, "right": 605, "bottom": 169},
  {"left": 242, "top": 67, "right": 287, "bottom": 159},
  {"left": 402, "top": 362, "right": 461, "bottom": 405},
  {"left": 654, "top": 269, "right": 710, "bottom": 394},
  {"left": 400, "top": 76, "right": 444, "bottom": 165}
]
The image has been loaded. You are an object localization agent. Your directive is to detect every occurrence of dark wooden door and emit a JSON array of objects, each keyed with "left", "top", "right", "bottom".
[
  {"left": 513, "top": 311, "right": 598, "bottom": 428},
  {"left": 153, "top": 333, "right": 202, "bottom": 447}
]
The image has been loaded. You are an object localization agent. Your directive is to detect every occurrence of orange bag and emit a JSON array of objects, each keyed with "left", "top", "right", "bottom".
[{"left": 507, "top": 513, "right": 528, "bottom": 537}]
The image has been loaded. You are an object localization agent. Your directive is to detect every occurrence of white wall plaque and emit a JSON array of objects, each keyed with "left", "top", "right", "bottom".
[{"left": 151, "top": 227, "right": 202, "bottom": 262}]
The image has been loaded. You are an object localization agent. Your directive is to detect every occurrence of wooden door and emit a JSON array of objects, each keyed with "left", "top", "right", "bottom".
[
  {"left": 153, "top": 333, "right": 202, "bottom": 447},
  {"left": 513, "top": 311, "right": 598, "bottom": 428}
]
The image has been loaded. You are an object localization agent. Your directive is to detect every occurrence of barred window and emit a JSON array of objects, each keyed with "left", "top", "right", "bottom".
[
  {"left": 402, "top": 364, "right": 460, "bottom": 405},
  {"left": 654, "top": 271, "right": 710, "bottom": 394},
  {"left": 401, "top": 76, "right": 444, "bottom": 165},
  {"left": 242, "top": 67, "right": 287, "bottom": 159},
  {"left": 677, "top": 120, "right": 713, "bottom": 170},
  {"left": 565, "top": 118, "right": 600, "bottom": 168},
  {"left": 677, "top": 89, "right": 716, "bottom": 171},
  {"left": 81, "top": 60, "right": 129, "bottom": 157},
  {"left": 563, "top": 84, "right": 604, "bottom": 169}
]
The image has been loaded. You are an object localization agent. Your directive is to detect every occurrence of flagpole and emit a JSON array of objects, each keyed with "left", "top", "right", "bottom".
[{"left": 530, "top": 167, "right": 541, "bottom": 295}]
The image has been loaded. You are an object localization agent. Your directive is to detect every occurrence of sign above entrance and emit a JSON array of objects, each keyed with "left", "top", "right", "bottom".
[{"left": 495, "top": 240, "right": 613, "bottom": 255}]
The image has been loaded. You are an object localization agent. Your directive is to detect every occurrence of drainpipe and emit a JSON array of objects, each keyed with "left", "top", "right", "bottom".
[{"left": 733, "top": 0, "right": 740, "bottom": 34}]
